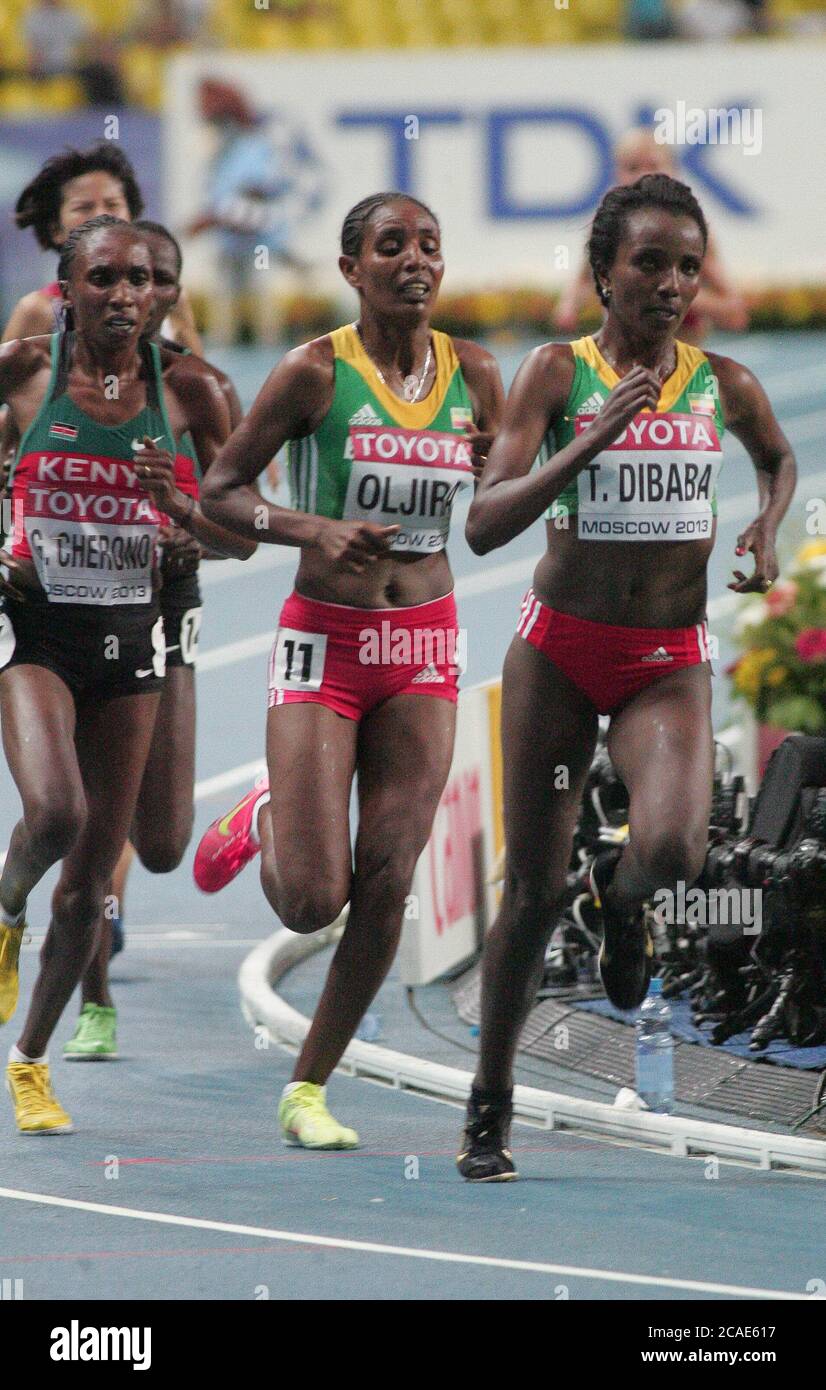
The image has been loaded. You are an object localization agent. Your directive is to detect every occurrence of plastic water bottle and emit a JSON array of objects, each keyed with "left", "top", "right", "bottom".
[
  {"left": 355, "top": 1012, "right": 382, "bottom": 1042},
  {"left": 635, "top": 978, "right": 674, "bottom": 1113}
]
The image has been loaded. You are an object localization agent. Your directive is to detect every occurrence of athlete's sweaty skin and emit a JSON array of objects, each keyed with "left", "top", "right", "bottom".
[
  {"left": 463, "top": 200, "right": 796, "bottom": 1102},
  {"left": 199, "top": 196, "right": 504, "bottom": 1094},
  {"left": 201, "top": 200, "right": 503, "bottom": 608},
  {"left": 0, "top": 231, "right": 254, "bottom": 606}
]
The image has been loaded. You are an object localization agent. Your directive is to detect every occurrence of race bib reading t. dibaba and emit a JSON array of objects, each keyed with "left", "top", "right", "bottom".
[{"left": 574, "top": 412, "right": 723, "bottom": 542}]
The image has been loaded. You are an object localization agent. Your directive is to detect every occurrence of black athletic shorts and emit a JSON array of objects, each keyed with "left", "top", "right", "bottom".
[
  {"left": 0, "top": 593, "right": 166, "bottom": 699},
  {"left": 159, "top": 570, "right": 203, "bottom": 669}
]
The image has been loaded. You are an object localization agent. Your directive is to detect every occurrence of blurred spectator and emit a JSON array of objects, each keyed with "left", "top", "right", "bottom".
[
  {"left": 553, "top": 127, "right": 748, "bottom": 345},
  {"left": 24, "top": 0, "right": 126, "bottom": 105},
  {"left": 624, "top": 0, "right": 677, "bottom": 40},
  {"left": 678, "top": 0, "right": 765, "bottom": 39},
  {"left": 24, "top": 0, "right": 88, "bottom": 77},
  {"left": 131, "top": 0, "right": 213, "bottom": 46},
  {"left": 186, "top": 79, "right": 324, "bottom": 342}
]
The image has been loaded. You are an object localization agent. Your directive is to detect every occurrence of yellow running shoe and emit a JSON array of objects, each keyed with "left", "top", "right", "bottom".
[
  {"left": 6, "top": 1062, "right": 73, "bottom": 1135},
  {"left": 278, "top": 1082, "right": 359, "bottom": 1150},
  {"left": 0, "top": 921, "right": 26, "bottom": 1026}
]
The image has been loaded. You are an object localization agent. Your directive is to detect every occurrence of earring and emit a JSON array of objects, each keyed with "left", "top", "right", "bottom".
[{"left": 603, "top": 287, "right": 612, "bottom": 304}]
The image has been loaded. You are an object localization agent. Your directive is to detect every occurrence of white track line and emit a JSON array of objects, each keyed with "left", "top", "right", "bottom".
[{"left": 0, "top": 1186, "right": 808, "bottom": 1299}]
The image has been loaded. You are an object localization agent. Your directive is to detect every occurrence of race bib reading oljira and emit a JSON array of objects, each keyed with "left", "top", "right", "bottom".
[
  {"left": 343, "top": 426, "right": 474, "bottom": 552},
  {"left": 15, "top": 450, "right": 161, "bottom": 604},
  {"left": 574, "top": 412, "right": 723, "bottom": 542}
]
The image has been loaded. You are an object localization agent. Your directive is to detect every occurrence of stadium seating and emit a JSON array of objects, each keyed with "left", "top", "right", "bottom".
[{"left": 1, "top": 0, "right": 821, "bottom": 114}]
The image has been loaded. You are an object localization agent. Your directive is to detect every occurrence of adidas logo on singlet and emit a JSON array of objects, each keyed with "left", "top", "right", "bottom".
[
  {"left": 411, "top": 662, "right": 445, "bottom": 684},
  {"left": 349, "top": 403, "right": 383, "bottom": 426},
  {"left": 576, "top": 392, "right": 606, "bottom": 415},
  {"left": 640, "top": 646, "right": 674, "bottom": 663}
]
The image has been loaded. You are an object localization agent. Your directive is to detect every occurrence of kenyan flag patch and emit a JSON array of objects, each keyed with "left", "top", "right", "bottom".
[{"left": 49, "top": 421, "right": 79, "bottom": 439}]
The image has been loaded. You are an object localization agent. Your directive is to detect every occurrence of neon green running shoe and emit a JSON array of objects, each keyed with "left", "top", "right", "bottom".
[
  {"left": 63, "top": 1004, "right": 118, "bottom": 1061},
  {"left": 278, "top": 1083, "right": 359, "bottom": 1150}
]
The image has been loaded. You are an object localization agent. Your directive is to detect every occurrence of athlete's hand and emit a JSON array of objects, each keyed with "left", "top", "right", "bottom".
[
  {"left": 464, "top": 422, "right": 496, "bottom": 480},
  {"left": 159, "top": 524, "right": 203, "bottom": 578},
  {"left": 728, "top": 517, "right": 779, "bottom": 593},
  {"left": 0, "top": 549, "right": 26, "bottom": 603},
  {"left": 589, "top": 366, "right": 661, "bottom": 447},
  {"left": 315, "top": 519, "right": 400, "bottom": 573},
  {"left": 134, "top": 437, "right": 188, "bottom": 521}
]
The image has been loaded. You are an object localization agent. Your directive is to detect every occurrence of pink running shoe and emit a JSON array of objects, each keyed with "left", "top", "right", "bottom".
[{"left": 194, "top": 776, "right": 270, "bottom": 893}]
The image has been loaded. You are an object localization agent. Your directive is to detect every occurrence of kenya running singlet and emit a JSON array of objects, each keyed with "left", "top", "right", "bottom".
[
  {"left": 9, "top": 332, "right": 172, "bottom": 605},
  {"left": 539, "top": 336, "right": 725, "bottom": 543},
  {"left": 287, "top": 325, "right": 475, "bottom": 552}
]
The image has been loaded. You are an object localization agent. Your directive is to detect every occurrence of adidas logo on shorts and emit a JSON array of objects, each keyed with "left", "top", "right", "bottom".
[
  {"left": 640, "top": 646, "right": 674, "bottom": 663},
  {"left": 411, "top": 662, "right": 445, "bottom": 684},
  {"left": 349, "top": 403, "right": 383, "bottom": 426},
  {"left": 577, "top": 392, "right": 606, "bottom": 415}
]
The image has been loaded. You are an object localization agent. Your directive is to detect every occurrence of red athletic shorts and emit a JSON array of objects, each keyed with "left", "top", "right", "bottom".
[
  {"left": 516, "top": 588, "right": 713, "bottom": 716},
  {"left": 267, "top": 589, "right": 461, "bottom": 721}
]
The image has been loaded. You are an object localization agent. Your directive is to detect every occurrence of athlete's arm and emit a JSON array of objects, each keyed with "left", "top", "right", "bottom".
[
  {"left": 200, "top": 339, "right": 399, "bottom": 569},
  {"left": 1, "top": 291, "right": 55, "bottom": 344},
  {"left": 453, "top": 340, "right": 505, "bottom": 476},
  {"left": 164, "top": 290, "right": 204, "bottom": 356},
  {"left": 465, "top": 344, "right": 659, "bottom": 554},
  {"left": 552, "top": 260, "right": 594, "bottom": 333},
  {"left": 0, "top": 336, "right": 50, "bottom": 403},
  {"left": 693, "top": 241, "right": 749, "bottom": 333},
  {"left": 166, "top": 361, "right": 256, "bottom": 560},
  {"left": 710, "top": 353, "right": 796, "bottom": 593}
]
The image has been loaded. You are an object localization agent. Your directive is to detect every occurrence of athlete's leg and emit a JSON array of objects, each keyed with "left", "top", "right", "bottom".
[
  {"left": 259, "top": 702, "right": 358, "bottom": 930},
  {"left": 80, "top": 666, "right": 195, "bottom": 1007},
  {"left": 605, "top": 664, "right": 714, "bottom": 916},
  {"left": 474, "top": 637, "right": 599, "bottom": 1094},
  {"left": 290, "top": 692, "right": 456, "bottom": 1085},
  {"left": 0, "top": 665, "right": 85, "bottom": 915},
  {"left": 15, "top": 690, "right": 160, "bottom": 1059},
  {"left": 130, "top": 666, "right": 196, "bottom": 872},
  {"left": 79, "top": 841, "right": 133, "bottom": 1009}
]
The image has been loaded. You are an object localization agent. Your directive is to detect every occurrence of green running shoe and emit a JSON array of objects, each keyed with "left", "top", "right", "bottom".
[
  {"left": 278, "top": 1082, "right": 359, "bottom": 1149},
  {"left": 63, "top": 1004, "right": 118, "bottom": 1061}
]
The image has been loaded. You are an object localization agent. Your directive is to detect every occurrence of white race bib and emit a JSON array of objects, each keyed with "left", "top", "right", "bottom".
[{"left": 575, "top": 412, "right": 722, "bottom": 543}]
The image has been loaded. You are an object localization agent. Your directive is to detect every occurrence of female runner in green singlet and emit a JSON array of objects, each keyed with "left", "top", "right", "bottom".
[
  {"left": 194, "top": 192, "right": 504, "bottom": 1150},
  {"left": 457, "top": 174, "right": 796, "bottom": 1181},
  {"left": 0, "top": 217, "right": 251, "bottom": 1132}
]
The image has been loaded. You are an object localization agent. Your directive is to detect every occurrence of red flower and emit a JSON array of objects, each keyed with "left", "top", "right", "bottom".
[{"left": 795, "top": 628, "right": 826, "bottom": 663}]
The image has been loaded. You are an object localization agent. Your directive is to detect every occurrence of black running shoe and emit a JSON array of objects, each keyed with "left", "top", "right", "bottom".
[
  {"left": 456, "top": 1089, "right": 518, "bottom": 1182},
  {"left": 590, "top": 850, "right": 653, "bottom": 1011}
]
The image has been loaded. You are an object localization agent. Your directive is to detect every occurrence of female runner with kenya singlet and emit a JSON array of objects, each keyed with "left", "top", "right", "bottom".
[
  {"left": 67, "top": 220, "right": 249, "bottom": 1061},
  {"left": 0, "top": 217, "right": 251, "bottom": 1132},
  {"left": 193, "top": 192, "right": 504, "bottom": 1149},
  {"left": 457, "top": 174, "right": 795, "bottom": 1182}
]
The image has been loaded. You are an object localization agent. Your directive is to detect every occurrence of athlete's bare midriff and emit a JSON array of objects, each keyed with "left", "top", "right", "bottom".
[
  {"left": 294, "top": 546, "right": 453, "bottom": 608},
  {"left": 533, "top": 523, "right": 715, "bottom": 628}
]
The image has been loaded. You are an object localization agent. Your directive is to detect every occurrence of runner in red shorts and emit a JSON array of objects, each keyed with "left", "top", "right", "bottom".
[
  {"left": 194, "top": 192, "right": 503, "bottom": 1149},
  {"left": 457, "top": 174, "right": 795, "bottom": 1181}
]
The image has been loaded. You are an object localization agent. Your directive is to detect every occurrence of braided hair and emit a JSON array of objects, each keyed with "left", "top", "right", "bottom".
[
  {"left": 587, "top": 174, "right": 708, "bottom": 307},
  {"left": 57, "top": 216, "right": 148, "bottom": 332},
  {"left": 340, "top": 191, "right": 439, "bottom": 257}
]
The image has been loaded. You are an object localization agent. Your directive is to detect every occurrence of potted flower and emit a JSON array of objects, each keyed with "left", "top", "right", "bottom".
[{"left": 729, "top": 539, "right": 826, "bottom": 774}]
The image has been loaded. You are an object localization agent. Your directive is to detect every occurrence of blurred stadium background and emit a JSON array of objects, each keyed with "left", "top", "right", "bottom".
[{"left": 2, "top": 0, "right": 826, "bottom": 336}]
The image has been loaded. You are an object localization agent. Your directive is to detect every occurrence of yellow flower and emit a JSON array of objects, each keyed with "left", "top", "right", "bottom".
[
  {"left": 765, "top": 665, "right": 789, "bottom": 687},
  {"left": 733, "top": 647, "right": 778, "bottom": 700},
  {"left": 795, "top": 539, "right": 826, "bottom": 569}
]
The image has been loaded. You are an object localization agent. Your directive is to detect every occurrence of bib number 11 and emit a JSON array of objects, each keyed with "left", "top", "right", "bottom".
[{"left": 272, "top": 627, "right": 327, "bottom": 690}]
